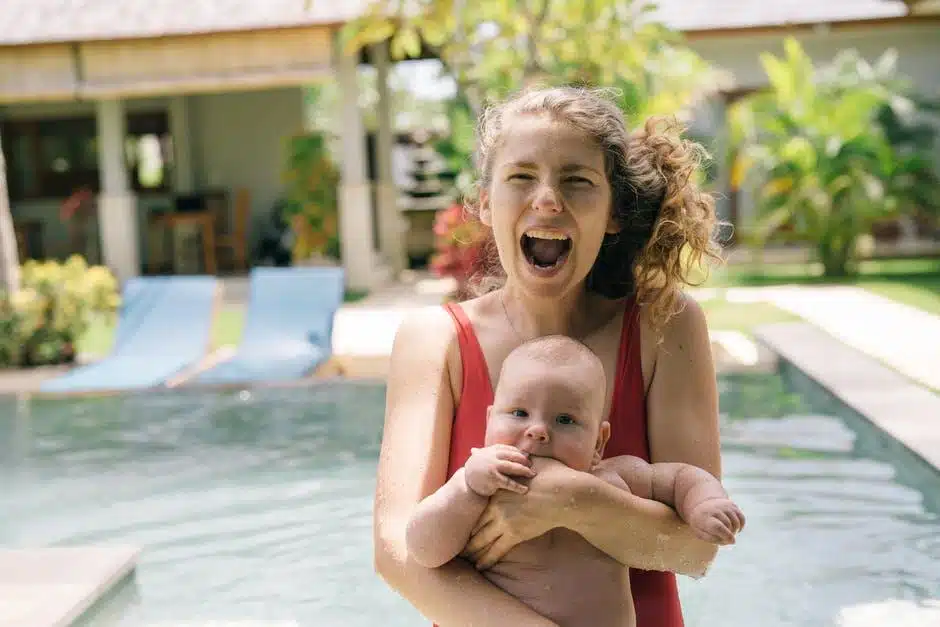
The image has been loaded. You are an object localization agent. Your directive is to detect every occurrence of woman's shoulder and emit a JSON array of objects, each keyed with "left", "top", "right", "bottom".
[
  {"left": 637, "top": 290, "right": 709, "bottom": 341},
  {"left": 394, "top": 304, "right": 460, "bottom": 353}
]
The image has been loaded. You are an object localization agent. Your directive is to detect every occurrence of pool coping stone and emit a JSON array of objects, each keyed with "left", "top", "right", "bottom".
[
  {"left": 754, "top": 321, "right": 940, "bottom": 475},
  {"left": 0, "top": 546, "right": 140, "bottom": 627}
]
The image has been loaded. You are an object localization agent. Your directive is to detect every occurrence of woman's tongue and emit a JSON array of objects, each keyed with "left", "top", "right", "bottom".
[{"left": 527, "top": 237, "right": 566, "bottom": 267}]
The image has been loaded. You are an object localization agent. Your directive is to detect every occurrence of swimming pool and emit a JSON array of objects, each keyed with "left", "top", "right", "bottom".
[{"left": 2, "top": 373, "right": 938, "bottom": 626}]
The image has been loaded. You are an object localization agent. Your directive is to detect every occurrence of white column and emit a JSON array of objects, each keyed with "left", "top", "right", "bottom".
[
  {"left": 336, "top": 34, "right": 377, "bottom": 291},
  {"left": 95, "top": 99, "right": 140, "bottom": 283},
  {"left": 371, "top": 41, "right": 407, "bottom": 275},
  {"left": 169, "top": 96, "right": 194, "bottom": 193}
]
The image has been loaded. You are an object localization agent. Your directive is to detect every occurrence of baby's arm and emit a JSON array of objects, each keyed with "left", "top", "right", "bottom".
[
  {"left": 596, "top": 455, "right": 745, "bottom": 544},
  {"left": 406, "top": 445, "right": 535, "bottom": 568}
]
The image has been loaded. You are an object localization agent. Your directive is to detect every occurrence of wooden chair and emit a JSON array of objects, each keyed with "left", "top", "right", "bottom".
[{"left": 215, "top": 188, "right": 251, "bottom": 272}]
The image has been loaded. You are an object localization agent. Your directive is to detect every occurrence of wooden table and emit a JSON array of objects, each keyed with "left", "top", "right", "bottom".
[{"left": 148, "top": 210, "right": 217, "bottom": 275}]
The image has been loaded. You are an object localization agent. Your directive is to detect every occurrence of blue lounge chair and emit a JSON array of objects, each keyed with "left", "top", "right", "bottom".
[
  {"left": 186, "top": 266, "right": 345, "bottom": 386},
  {"left": 40, "top": 276, "right": 218, "bottom": 394}
]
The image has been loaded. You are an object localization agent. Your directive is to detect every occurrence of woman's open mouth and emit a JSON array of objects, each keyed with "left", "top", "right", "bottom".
[{"left": 521, "top": 229, "right": 572, "bottom": 274}]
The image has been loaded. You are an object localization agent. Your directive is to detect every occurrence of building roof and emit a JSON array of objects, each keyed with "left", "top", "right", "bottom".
[
  {"left": 650, "top": 0, "right": 909, "bottom": 33},
  {"left": 0, "top": 0, "right": 369, "bottom": 46},
  {"left": 0, "top": 0, "right": 916, "bottom": 47}
]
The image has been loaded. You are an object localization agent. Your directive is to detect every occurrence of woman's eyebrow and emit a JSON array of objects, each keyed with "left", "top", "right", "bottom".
[{"left": 504, "top": 161, "right": 602, "bottom": 176}]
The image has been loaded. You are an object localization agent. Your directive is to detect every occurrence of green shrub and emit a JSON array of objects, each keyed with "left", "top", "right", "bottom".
[{"left": 0, "top": 255, "right": 120, "bottom": 368}]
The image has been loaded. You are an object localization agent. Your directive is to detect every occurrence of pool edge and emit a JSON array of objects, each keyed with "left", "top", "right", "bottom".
[
  {"left": 754, "top": 321, "right": 940, "bottom": 477},
  {"left": 0, "top": 545, "right": 140, "bottom": 627}
]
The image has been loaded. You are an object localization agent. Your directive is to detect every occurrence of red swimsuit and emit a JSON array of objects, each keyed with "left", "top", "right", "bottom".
[{"left": 439, "top": 298, "right": 684, "bottom": 627}]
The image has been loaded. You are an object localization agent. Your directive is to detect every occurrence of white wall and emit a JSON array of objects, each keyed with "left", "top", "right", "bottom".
[
  {"left": 688, "top": 23, "right": 940, "bottom": 93},
  {"left": 189, "top": 87, "right": 305, "bottom": 253}
]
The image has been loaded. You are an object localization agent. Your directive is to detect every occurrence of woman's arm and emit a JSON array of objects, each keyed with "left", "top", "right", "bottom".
[
  {"left": 374, "top": 307, "right": 559, "bottom": 626},
  {"left": 466, "top": 297, "right": 721, "bottom": 577},
  {"left": 565, "top": 295, "right": 722, "bottom": 575}
]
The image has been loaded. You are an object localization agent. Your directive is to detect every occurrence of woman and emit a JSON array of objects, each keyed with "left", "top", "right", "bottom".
[{"left": 374, "top": 86, "right": 724, "bottom": 626}]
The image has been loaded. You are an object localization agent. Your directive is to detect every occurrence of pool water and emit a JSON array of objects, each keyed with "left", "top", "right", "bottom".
[{"left": 2, "top": 374, "right": 939, "bottom": 627}]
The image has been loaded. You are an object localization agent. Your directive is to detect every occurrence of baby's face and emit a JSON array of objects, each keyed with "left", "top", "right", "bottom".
[{"left": 486, "top": 357, "right": 608, "bottom": 472}]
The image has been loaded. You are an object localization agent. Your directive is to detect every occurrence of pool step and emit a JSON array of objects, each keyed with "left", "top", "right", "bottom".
[{"left": 0, "top": 546, "right": 139, "bottom": 627}]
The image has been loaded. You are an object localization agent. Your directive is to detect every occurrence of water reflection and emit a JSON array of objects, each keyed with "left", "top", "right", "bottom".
[{"left": 1, "top": 376, "right": 938, "bottom": 627}]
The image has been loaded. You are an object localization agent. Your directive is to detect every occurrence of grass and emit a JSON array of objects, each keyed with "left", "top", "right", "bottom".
[
  {"left": 688, "top": 255, "right": 940, "bottom": 335},
  {"left": 699, "top": 297, "right": 799, "bottom": 335},
  {"left": 77, "top": 288, "right": 369, "bottom": 358},
  {"left": 693, "top": 256, "right": 940, "bottom": 316}
]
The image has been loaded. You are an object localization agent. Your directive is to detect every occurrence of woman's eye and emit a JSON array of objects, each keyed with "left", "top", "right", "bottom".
[
  {"left": 556, "top": 414, "right": 575, "bottom": 425},
  {"left": 510, "top": 409, "right": 528, "bottom": 418},
  {"left": 509, "top": 173, "right": 534, "bottom": 181},
  {"left": 564, "top": 176, "right": 593, "bottom": 186}
]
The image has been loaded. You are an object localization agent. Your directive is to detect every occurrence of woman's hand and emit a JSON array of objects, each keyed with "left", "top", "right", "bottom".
[{"left": 463, "top": 456, "right": 581, "bottom": 570}]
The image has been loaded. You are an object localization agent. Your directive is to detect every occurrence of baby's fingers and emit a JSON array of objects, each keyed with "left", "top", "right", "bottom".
[
  {"left": 492, "top": 446, "right": 531, "bottom": 466},
  {"left": 695, "top": 518, "right": 735, "bottom": 545},
  {"left": 497, "top": 460, "right": 537, "bottom": 478},
  {"left": 730, "top": 506, "right": 746, "bottom": 532}
]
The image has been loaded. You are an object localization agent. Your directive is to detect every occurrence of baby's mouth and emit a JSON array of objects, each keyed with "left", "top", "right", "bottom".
[{"left": 521, "top": 229, "right": 572, "bottom": 269}]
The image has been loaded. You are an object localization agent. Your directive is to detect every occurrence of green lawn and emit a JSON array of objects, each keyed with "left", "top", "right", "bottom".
[
  {"left": 77, "top": 288, "right": 368, "bottom": 358},
  {"left": 699, "top": 297, "right": 799, "bottom": 335},
  {"left": 694, "top": 256, "right": 940, "bottom": 316}
]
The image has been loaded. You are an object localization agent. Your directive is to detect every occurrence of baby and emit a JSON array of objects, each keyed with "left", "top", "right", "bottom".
[{"left": 406, "top": 335, "right": 745, "bottom": 627}]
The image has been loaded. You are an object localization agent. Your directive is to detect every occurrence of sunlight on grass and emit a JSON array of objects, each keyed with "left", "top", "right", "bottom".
[
  {"left": 699, "top": 296, "right": 799, "bottom": 335},
  {"left": 860, "top": 278, "right": 940, "bottom": 316}
]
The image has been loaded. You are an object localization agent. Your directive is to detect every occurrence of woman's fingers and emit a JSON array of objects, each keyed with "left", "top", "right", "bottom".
[
  {"left": 499, "top": 476, "right": 529, "bottom": 494},
  {"left": 471, "top": 511, "right": 493, "bottom": 537},
  {"left": 466, "top": 520, "right": 499, "bottom": 555},
  {"left": 475, "top": 534, "right": 517, "bottom": 571}
]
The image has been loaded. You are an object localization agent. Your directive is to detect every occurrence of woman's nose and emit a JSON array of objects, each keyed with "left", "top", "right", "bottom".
[{"left": 531, "top": 183, "right": 562, "bottom": 214}]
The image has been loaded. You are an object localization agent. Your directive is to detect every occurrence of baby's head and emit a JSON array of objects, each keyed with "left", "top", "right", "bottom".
[{"left": 486, "top": 335, "right": 610, "bottom": 471}]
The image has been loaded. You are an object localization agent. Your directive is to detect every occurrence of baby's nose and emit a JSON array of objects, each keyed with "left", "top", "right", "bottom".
[{"left": 525, "top": 424, "right": 549, "bottom": 442}]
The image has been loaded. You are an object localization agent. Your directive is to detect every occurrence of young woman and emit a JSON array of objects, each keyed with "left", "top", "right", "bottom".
[{"left": 374, "top": 86, "right": 725, "bottom": 627}]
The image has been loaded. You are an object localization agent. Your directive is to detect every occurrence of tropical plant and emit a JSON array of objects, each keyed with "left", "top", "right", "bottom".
[
  {"left": 282, "top": 133, "right": 341, "bottom": 262},
  {"left": 729, "top": 38, "right": 939, "bottom": 277}
]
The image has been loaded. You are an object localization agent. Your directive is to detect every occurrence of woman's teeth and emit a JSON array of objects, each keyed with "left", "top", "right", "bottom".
[
  {"left": 524, "top": 228, "right": 569, "bottom": 241},
  {"left": 521, "top": 230, "right": 572, "bottom": 269}
]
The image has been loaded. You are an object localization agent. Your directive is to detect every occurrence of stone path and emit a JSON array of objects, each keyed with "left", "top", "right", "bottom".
[{"left": 715, "top": 285, "right": 940, "bottom": 391}]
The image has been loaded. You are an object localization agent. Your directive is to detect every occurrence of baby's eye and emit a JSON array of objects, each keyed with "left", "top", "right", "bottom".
[
  {"left": 510, "top": 409, "right": 529, "bottom": 418},
  {"left": 556, "top": 414, "right": 575, "bottom": 425}
]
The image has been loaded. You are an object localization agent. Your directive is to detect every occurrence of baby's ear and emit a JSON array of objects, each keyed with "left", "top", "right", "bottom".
[{"left": 593, "top": 421, "right": 611, "bottom": 464}]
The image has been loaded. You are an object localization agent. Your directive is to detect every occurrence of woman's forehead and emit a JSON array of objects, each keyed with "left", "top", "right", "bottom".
[{"left": 496, "top": 115, "right": 605, "bottom": 168}]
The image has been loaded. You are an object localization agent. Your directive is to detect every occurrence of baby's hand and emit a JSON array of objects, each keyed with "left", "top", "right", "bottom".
[
  {"left": 464, "top": 444, "right": 536, "bottom": 496},
  {"left": 688, "top": 497, "right": 746, "bottom": 545}
]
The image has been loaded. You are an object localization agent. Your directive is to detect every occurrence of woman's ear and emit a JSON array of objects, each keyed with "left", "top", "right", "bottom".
[
  {"left": 480, "top": 189, "right": 493, "bottom": 227},
  {"left": 605, "top": 212, "right": 621, "bottom": 235}
]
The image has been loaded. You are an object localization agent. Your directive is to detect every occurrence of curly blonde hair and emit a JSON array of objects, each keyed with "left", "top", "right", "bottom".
[{"left": 466, "top": 85, "right": 723, "bottom": 330}]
